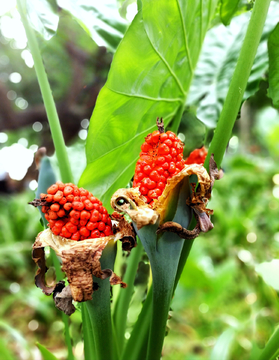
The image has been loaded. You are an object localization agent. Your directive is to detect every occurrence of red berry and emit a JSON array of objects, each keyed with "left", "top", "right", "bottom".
[
  {"left": 70, "top": 210, "right": 80, "bottom": 220},
  {"left": 64, "top": 186, "right": 73, "bottom": 196},
  {"left": 53, "top": 190, "right": 63, "bottom": 202},
  {"left": 80, "top": 210, "right": 91, "bottom": 220},
  {"left": 50, "top": 203, "right": 60, "bottom": 212},
  {"left": 65, "top": 222, "right": 78, "bottom": 233},
  {"left": 71, "top": 232, "right": 80, "bottom": 241},
  {"left": 80, "top": 227, "right": 90, "bottom": 237},
  {"left": 47, "top": 184, "right": 58, "bottom": 195},
  {"left": 70, "top": 218, "right": 79, "bottom": 225},
  {"left": 91, "top": 230, "right": 100, "bottom": 238},
  {"left": 57, "top": 209, "right": 66, "bottom": 218},
  {"left": 48, "top": 211, "right": 58, "bottom": 220},
  {"left": 98, "top": 222, "right": 106, "bottom": 231}
]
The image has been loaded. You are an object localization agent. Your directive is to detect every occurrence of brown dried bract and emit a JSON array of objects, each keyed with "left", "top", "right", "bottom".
[
  {"left": 32, "top": 228, "right": 127, "bottom": 307},
  {"left": 53, "top": 283, "right": 75, "bottom": 316},
  {"left": 111, "top": 212, "right": 137, "bottom": 251},
  {"left": 111, "top": 188, "right": 159, "bottom": 229}
]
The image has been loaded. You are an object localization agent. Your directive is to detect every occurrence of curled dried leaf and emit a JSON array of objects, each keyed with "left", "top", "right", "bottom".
[
  {"left": 53, "top": 283, "right": 75, "bottom": 316},
  {"left": 111, "top": 212, "right": 137, "bottom": 251},
  {"left": 111, "top": 188, "right": 159, "bottom": 229}
]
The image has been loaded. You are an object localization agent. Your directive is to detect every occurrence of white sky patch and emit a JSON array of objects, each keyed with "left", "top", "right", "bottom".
[{"left": 0, "top": 143, "right": 34, "bottom": 180}]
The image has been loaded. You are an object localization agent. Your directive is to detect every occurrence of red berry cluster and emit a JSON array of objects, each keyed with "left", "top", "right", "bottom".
[
  {"left": 133, "top": 130, "right": 185, "bottom": 204},
  {"left": 40, "top": 182, "right": 113, "bottom": 240},
  {"left": 185, "top": 146, "right": 207, "bottom": 165}
]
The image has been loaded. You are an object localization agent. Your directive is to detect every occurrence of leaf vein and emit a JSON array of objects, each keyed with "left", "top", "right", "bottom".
[
  {"left": 176, "top": 0, "right": 193, "bottom": 74},
  {"left": 106, "top": 86, "right": 183, "bottom": 103}
]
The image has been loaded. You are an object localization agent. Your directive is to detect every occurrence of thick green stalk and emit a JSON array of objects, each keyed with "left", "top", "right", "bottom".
[
  {"left": 113, "top": 238, "right": 143, "bottom": 354},
  {"left": 81, "top": 304, "right": 96, "bottom": 360},
  {"left": 204, "top": 0, "right": 272, "bottom": 170},
  {"left": 16, "top": 0, "right": 73, "bottom": 184},
  {"left": 121, "top": 288, "right": 152, "bottom": 360},
  {"left": 86, "top": 242, "right": 118, "bottom": 360},
  {"left": 257, "top": 326, "right": 279, "bottom": 360},
  {"left": 51, "top": 250, "right": 75, "bottom": 360}
]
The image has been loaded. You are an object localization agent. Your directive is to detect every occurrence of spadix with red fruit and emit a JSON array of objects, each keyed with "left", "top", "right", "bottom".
[
  {"left": 133, "top": 118, "right": 185, "bottom": 204},
  {"left": 31, "top": 182, "right": 113, "bottom": 240}
]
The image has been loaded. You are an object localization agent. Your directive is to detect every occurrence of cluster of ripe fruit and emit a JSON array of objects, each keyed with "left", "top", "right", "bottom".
[
  {"left": 40, "top": 182, "right": 113, "bottom": 241},
  {"left": 132, "top": 127, "right": 207, "bottom": 204},
  {"left": 132, "top": 130, "right": 185, "bottom": 204}
]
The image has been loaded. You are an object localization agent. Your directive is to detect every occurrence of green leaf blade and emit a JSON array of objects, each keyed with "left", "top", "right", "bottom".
[{"left": 268, "top": 23, "right": 279, "bottom": 108}]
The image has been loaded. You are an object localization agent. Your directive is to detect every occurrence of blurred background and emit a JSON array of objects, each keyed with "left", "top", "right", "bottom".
[{"left": 0, "top": 1, "right": 279, "bottom": 359}]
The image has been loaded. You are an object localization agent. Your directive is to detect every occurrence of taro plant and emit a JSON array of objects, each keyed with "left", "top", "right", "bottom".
[{"left": 15, "top": 0, "right": 279, "bottom": 359}]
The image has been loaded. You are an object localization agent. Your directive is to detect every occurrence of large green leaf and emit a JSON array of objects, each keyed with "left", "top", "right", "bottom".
[
  {"left": 25, "top": 0, "right": 59, "bottom": 40},
  {"left": 79, "top": 0, "right": 218, "bottom": 210},
  {"left": 268, "top": 23, "right": 279, "bottom": 108},
  {"left": 187, "top": 2, "right": 279, "bottom": 128},
  {"left": 57, "top": 0, "right": 128, "bottom": 52}
]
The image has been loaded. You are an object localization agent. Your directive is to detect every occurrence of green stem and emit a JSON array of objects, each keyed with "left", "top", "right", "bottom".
[
  {"left": 257, "top": 326, "right": 279, "bottom": 360},
  {"left": 16, "top": 0, "right": 73, "bottom": 184},
  {"left": 113, "top": 238, "right": 143, "bottom": 354},
  {"left": 81, "top": 303, "right": 96, "bottom": 360},
  {"left": 86, "top": 243, "right": 118, "bottom": 360},
  {"left": 204, "top": 0, "right": 271, "bottom": 170},
  {"left": 51, "top": 249, "right": 75, "bottom": 360},
  {"left": 121, "top": 288, "right": 152, "bottom": 360}
]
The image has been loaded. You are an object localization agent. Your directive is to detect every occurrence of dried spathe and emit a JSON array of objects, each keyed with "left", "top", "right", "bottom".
[{"left": 33, "top": 229, "right": 127, "bottom": 303}]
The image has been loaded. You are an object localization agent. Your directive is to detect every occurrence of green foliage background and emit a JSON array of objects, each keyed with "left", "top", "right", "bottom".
[{"left": 0, "top": 0, "right": 279, "bottom": 359}]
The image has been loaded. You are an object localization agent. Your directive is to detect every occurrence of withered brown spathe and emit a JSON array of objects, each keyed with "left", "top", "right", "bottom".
[{"left": 32, "top": 216, "right": 136, "bottom": 314}]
